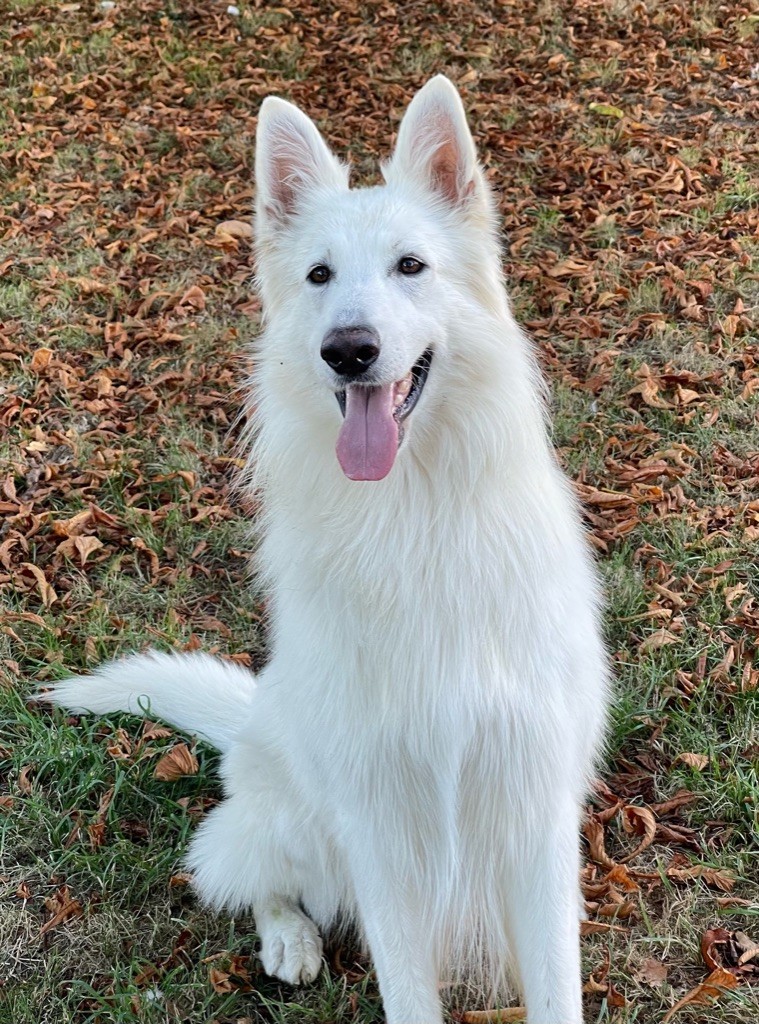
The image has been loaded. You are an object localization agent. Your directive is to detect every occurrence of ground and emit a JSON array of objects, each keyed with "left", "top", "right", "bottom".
[{"left": 0, "top": 1, "right": 757, "bottom": 1022}]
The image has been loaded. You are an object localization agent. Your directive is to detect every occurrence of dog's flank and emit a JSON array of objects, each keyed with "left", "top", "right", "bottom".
[{"left": 41, "top": 76, "right": 610, "bottom": 1023}]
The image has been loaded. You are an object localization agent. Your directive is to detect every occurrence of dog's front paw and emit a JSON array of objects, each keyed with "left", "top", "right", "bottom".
[{"left": 259, "top": 906, "right": 323, "bottom": 985}]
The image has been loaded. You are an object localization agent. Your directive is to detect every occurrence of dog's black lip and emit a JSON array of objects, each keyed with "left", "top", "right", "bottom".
[{"left": 334, "top": 348, "right": 433, "bottom": 422}]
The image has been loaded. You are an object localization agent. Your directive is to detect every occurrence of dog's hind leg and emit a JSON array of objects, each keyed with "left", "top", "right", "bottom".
[{"left": 186, "top": 738, "right": 341, "bottom": 986}]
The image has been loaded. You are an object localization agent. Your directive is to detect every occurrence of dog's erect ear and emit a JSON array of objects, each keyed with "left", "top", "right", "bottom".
[
  {"left": 256, "top": 97, "right": 348, "bottom": 227},
  {"left": 385, "top": 76, "right": 481, "bottom": 208}
]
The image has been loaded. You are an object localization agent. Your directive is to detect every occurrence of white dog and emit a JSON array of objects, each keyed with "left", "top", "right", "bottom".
[{"left": 43, "top": 77, "right": 610, "bottom": 1023}]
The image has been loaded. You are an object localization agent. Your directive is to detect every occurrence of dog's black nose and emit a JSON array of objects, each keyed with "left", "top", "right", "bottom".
[{"left": 321, "top": 327, "right": 380, "bottom": 378}]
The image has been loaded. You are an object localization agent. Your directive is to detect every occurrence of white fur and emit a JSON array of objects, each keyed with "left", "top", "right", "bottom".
[{"left": 40, "top": 76, "right": 610, "bottom": 1023}]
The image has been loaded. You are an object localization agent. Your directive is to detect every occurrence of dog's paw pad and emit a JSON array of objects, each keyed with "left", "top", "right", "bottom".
[{"left": 259, "top": 910, "right": 323, "bottom": 985}]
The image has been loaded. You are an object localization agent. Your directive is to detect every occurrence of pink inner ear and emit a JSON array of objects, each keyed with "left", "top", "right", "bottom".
[
  {"left": 429, "top": 136, "right": 461, "bottom": 205},
  {"left": 270, "top": 154, "right": 299, "bottom": 215},
  {"left": 267, "top": 133, "right": 313, "bottom": 218},
  {"left": 416, "top": 109, "right": 472, "bottom": 208}
]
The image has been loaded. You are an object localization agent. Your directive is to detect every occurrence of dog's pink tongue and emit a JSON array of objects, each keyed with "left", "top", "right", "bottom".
[{"left": 336, "top": 384, "right": 399, "bottom": 481}]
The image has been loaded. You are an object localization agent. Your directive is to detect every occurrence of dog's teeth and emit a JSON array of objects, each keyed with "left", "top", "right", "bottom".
[{"left": 393, "top": 375, "right": 413, "bottom": 408}]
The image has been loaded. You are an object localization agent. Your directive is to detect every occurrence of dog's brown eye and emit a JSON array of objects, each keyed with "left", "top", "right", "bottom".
[
  {"left": 398, "top": 256, "right": 424, "bottom": 275},
  {"left": 308, "top": 265, "right": 331, "bottom": 285}
]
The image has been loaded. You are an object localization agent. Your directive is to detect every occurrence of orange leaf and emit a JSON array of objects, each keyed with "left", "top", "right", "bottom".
[
  {"left": 583, "top": 813, "right": 615, "bottom": 868},
  {"left": 30, "top": 347, "right": 54, "bottom": 372},
  {"left": 153, "top": 743, "right": 199, "bottom": 781},
  {"left": 661, "top": 967, "right": 738, "bottom": 1022}
]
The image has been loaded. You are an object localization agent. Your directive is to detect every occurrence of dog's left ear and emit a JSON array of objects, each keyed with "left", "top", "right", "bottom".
[{"left": 385, "top": 76, "right": 483, "bottom": 210}]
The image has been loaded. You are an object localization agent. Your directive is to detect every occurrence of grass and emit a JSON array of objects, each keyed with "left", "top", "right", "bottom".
[{"left": 1, "top": 0, "right": 757, "bottom": 1021}]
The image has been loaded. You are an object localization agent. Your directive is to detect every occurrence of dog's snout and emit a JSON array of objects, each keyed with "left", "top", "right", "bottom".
[{"left": 321, "top": 327, "right": 380, "bottom": 378}]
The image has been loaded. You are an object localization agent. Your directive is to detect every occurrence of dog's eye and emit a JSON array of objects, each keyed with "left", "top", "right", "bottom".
[
  {"left": 398, "top": 256, "right": 425, "bottom": 275},
  {"left": 308, "top": 265, "right": 331, "bottom": 285}
]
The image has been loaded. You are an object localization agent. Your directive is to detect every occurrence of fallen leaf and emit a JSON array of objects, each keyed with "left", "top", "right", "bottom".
[
  {"left": 20, "top": 563, "right": 57, "bottom": 607},
  {"left": 40, "top": 885, "right": 83, "bottom": 935},
  {"left": 580, "top": 920, "right": 628, "bottom": 936},
  {"left": 620, "top": 805, "right": 657, "bottom": 862},
  {"left": 216, "top": 219, "right": 253, "bottom": 239},
  {"left": 635, "top": 958, "right": 668, "bottom": 988},
  {"left": 583, "top": 813, "right": 615, "bottom": 867},
  {"left": 169, "top": 871, "right": 193, "bottom": 888},
  {"left": 588, "top": 102, "right": 625, "bottom": 119},
  {"left": 30, "top": 347, "right": 54, "bottom": 372},
  {"left": 674, "top": 752, "right": 709, "bottom": 771},
  {"left": 153, "top": 743, "right": 199, "bottom": 781},
  {"left": 661, "top": 967, "right": 738, "bottom": 1022},
  {"left": 668, "top": 865, "right": 735, "bottom": 892},
  {"left": 16, "top": 764, "right": 34, "bottom": 795},
  {"left": 208, "top": 955, "right": 253, "bottom": 993}
]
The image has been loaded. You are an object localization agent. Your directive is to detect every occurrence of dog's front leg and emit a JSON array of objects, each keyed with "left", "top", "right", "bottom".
[
  {"left": 503, "top": 797, "right": 584, "bottom": 1024},
  {"left": 347, "top": 840, "right": 444, "bottom": 1024}
]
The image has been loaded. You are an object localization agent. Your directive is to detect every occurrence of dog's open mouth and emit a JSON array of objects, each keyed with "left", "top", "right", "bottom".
[{"left": 335, "top": 348, "right": 433, "bottom": 482}]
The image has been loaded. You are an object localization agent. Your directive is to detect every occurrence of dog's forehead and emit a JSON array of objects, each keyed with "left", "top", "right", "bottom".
[{"left": 301, "top": 186, "right": 431, "bottom": 254}]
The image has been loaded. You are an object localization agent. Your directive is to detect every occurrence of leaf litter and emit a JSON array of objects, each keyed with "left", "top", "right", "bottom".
[{"left": 1, "top": 0, "right": 757, "bottom": 1020}]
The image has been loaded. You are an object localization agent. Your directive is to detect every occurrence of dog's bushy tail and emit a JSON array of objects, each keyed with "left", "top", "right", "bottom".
[{"left": 38, "top": 651, "right": 256, "bottom": 751}]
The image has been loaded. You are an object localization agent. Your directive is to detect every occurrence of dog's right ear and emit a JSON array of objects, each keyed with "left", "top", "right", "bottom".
[{"left": 255, "top": 97, "right": 348, "bottom": 229}]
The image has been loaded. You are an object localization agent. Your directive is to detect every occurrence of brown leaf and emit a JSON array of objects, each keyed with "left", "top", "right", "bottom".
[
  {"left": 88, "top": 821, "right": 107, "bottom": 848},
  {"left": 650, "top": 790, "right": 698, "bottom": 816},
  {"left": 51, "top": 508, "right": 93, "bottom": 537},
  {"left": 546, "top": 258, "right": 592, "bottom": 278},
  {"left": 216, "top": 219, "right": 253, "bottom": 239},
  {"left": 208, "top": 955, "right": 253, "bottom": 993},
  {"left": 209, "top": 966, "right": 234, "bottom": 994},
  {"left": 702, "top": 927, "right": 733, "bottom": 972},
  {"left": 74, "top": 535, "right": 104, "bottom": 565},
  {"left": 661, "top": 967, "right": 738, "bottom": 1022},
  {"left": 30, "top": 347, "right": 54, "bottom": 372},
  {"left": 607, "top": 982, "right": 627, "bottom": 1008},
  {"left": 142, "top": 720, "right": 174, "bottom": 742},
  {"left": 635, "top": 957, "right": 668, "bottom": 988},
  {"left": 18, "top": 764, "right": 35, "bottom": 795},
  {"left": 153, "top": 742, "right": 199, "bottom": 781},
  {"left": 701, "top": 927, "right": 759, "bottom": 977},
  {"left": 620, "top": 805, "right": 657, "bottom": 862},
  {"left": 583, "top": 813, "right": 615, "bottom": 867},
  {"left": 580, "top": 920, "right": 628, "bottom": 936},
  {"left": 674, "top": 752, "right": 709, "bottom": 771},
  {"left": 20, "top": 563, "right": 57, "bottom": 607},
  {"left": 178, "top": 285, "right": 206, "bottom": 310},
  {"left": 640, "top": 628, "right": 679, "bottom": 652},
  {"left": 40, "top": 885, "right": 83, "bottom": 935},
  {"left": 668, "top": 865, "right": 735, "bottom": 892},
  {"left": 169, "top": 871, "right": 193, "bottom": 888}
]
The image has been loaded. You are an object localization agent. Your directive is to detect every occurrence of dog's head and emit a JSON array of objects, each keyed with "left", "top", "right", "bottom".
[{"left": 254, "top": 76, "right": 500, "bottom": 482}]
